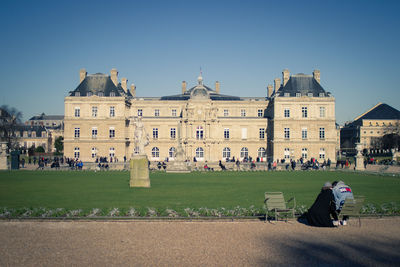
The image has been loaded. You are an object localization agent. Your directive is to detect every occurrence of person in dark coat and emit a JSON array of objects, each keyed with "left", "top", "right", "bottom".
[{"left": 306, "top": 182, "right": 339, "bottom": 227}]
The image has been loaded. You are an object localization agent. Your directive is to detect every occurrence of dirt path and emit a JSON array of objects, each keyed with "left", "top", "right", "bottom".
[{"left": 1, "top": 217, "right": 399, "bottom": 266}]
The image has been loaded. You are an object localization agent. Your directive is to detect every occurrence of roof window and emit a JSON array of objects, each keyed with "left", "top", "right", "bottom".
[
  {"left": 296, "top": 93, "right": 301, "bottom": 97},
  {"left": 75, "top": 92, "right": 80, "bottom": 97},
  {"left": 98, "top": 92, "right": 104, "bottom": 97},
  {"left": 307, "top": 93, "right": 313, "bottom": 97},
  {"left": 319, "top": 93, "right": 325, "bottom": 97},
  {"left": 284, "top": 93, "right": 290, "bottom": 97},
  {"left": 110, "top": 92, "right": 116, "bottom": 97},
  {"left": 87, "top": 92, "right": 92, "bottom": 97}
]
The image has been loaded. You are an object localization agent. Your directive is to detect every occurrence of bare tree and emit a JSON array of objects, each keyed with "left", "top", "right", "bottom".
[{"left": 0, "top": 105, "right": 23, "bottom": 153}]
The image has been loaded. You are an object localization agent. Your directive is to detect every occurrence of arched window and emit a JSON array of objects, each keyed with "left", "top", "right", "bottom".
[
  {"left": 196, "top": 126, "right": 204, "bottom": 140},
  {"left": 91, "top": 147, "right": 97, "bottom": 158},
  {"left": 109, "top": 147, "right": 115, "bottom": 158},
  {"left": 302, "top": 148, "right": 308, "bottom": 159},
  {"left": 258, "top": 147, "right": 266, "bottom": 158},
  {"left": 152, "top": 147, "right": 160, "bottom": 158},
  {"left": 74, "top": 147, "right": 80, "bottom": 159},
  {"left": 195, "top": 147, "right": 204, "bottom": 159},
  {"left": 169, "top": 147, "right": 176, "bottom": 158},
  {"left": 222, "top": 147, "right": 231, "bottom": 159},
  {"left": 240, "top": 147, "right": 248, "bottom": 159}
]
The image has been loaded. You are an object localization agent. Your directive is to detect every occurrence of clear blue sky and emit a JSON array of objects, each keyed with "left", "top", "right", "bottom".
[{"left": 1, "top": 0, "right": 399, "bottom": 124}]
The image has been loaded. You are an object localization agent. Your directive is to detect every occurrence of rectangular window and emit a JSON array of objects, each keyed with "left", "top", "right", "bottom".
[
  {"left": 319, "top": 127, "right": 325, "bottom": 139},
  {"left": 110, "top": 106, "right": 115, "bottom": 117},
  {"left": 224, "top": 128, "right": 230, "bottom": 139},
  {"left": 259, "top": 128, "right": 265, "bottom": 139},
  {"left": 154, "top": 109, "right": 160, "bottom": 117},
  {"left": 241, "top": 109, "right": 246, "bottom": 117},
  {"left": 284, "top": 108, "right": 290, "bottom": 118},
  {"left": 307, "top": 93, "right": 313, "bottom": 97},
  {"left": 241, "top": 128, "right": 247, "bottom": 139},
  {"left": 92, "top": 106, "right": 97, "bottom": 117},
  {"left": 302, "top": 128, "right": 307, "bottom": 139},
  {"left": 319, "top": 93, "right": 325, "bottom": 97},
  {"left": 284, "top": 148, "right": 290, "bottom": 159},
  {"left": 170, "top": 128, "right": 176, "bottom": 139},
  {"left": 302, "top": 107, "right": 308, "bottom": 118},
  {"left": 320, "top": 107, "right": 326, "bottom": 118},
  {"left": 258, "top": 109, "right": 263, "bottom": 117},
  {"left": 110, "top": 92, "right": 115, "bottom": 97},
  {"left": 92, "top": 127, "right": 97, "bottom": 139},
  {"left": 224, "top": 109, "right": 229, "bottom": 117},
  {"left": 138, "top": 109, "right": 143, "bottom": 116},
  {"left": 284, "top": 128, "right": 290, "bottom": 139},
  {"left": 74, "top": 128, "right": 80, "bottom": 138},
  {"left": 172, "top": 109, "right": 177, "bottom": 117},
  {"left": 74, "top": 107, "right": 80, "bottom": 117},
  {"left": 296, "top": 93, "right": 301, "bottom": 97},
  {"left": 109, "top": 127, "right": 115, "bottom": 138},
  {"left": 153, "top": 128, "right": 158, "bottom": 139},
  {"left": 284, "top": 93, "right": 290, "bottom": 97},
  {"left": 75, "top": 92, "right": 80, "bottom": 97}
]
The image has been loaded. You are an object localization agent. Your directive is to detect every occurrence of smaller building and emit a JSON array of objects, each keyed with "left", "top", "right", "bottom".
[
  {"left": 15, "top": 125, "right": 52, "bottom": 152},
  {"left": 340, "top": 103, "right": 400, "bottom": 153},
  {"left": 27, "top": 113, "right": 64, "bottom": 129}
]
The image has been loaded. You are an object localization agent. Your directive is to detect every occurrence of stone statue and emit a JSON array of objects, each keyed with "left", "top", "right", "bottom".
[{"left": 133, "top": 117, "right": 149, "bottom": 155}]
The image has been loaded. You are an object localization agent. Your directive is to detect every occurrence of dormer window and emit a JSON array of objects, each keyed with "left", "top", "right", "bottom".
[
  {"left": 110, "top": 92, "right": 116, "bottom": 97},
  {"left": 296, "top": 93, "right": 301, "bottom": 97},
  {"left": 319, "top": 93, "right": 325, "bottom": 97},
  {"left": 284, "top": 93, "right": 290, "bottom": 97},
  {"left": 75, "top": 92, "right": 80, "bottom": 97},
  {"left": 307, "top": 93, "right": 313, "bottom": 97},
  {"left": 98, "top": 92, "right": 104, "bottom": 97},
  {"left": 87, "top": 92, "right": 92, "bottom": 97}
]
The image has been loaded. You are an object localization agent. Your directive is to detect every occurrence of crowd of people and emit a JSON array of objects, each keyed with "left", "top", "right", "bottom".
[{"left": 303, "top": 180, "right": 354, "bottom": 227}]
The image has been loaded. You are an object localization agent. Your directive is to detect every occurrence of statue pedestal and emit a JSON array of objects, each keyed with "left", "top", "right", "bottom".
[
  {"left": 0, "top": 156, "right": 7, "bottom": 170},
  {"left": 166, "top": 160, "right": 191, "bottom": 173},
  {"left": 355, "top": 156, "right": 365, "bottom": 171},
  {"left": 130, "top": 155, "right": 150, "bottom": 188}
]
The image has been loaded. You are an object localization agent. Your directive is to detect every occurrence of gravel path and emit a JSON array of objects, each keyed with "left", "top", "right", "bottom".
[{"left": 1, "top": 217, "right": 399, "bottom": 266}]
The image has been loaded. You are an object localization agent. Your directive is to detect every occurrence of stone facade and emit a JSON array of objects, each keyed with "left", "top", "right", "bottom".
[
  {"left": 340, "top": 103, "right": 400, "bottom": 152},
  {"left": 64, "top": 68, "right": 338, "bottom": 163}
]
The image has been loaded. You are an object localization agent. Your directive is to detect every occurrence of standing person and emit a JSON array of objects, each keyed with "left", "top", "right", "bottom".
[
  {"left": 332, "top": 181, "right": 354, "bottom": 225},
  {"left": 306, "top": 182, "right": 339, "bottom": 227}
]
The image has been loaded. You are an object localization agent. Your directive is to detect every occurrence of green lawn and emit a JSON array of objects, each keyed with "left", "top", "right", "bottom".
[{"left": 0, "top": 170, "right": 399, "bottom": 212}]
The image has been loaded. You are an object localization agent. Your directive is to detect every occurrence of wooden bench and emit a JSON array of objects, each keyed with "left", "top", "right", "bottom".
[
  {"left": 264, "top": 192, "right": 296, "bottom": 221},
  {"left": 339, "top": 196, "right": 365, "bottom": 227}
]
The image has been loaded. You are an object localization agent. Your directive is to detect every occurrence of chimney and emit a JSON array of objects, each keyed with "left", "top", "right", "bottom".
[
  {"left": 130, "top": 83, "right": 136, "bottom": 97},
  {"left": 282, "top": 69, "right": 290, "bottom": 86},
  {"left": 267, "top": 84, "right": 273, "bottom": 98},
  {"left": 313, "top": 69, "right": 320, "bottom": 83},
  {"left": 110, "top": 68, "right": 118, "bottom": 86},
  {"left": 79, "top": 68, "right": 87, "bottom": 83},
  {"left": 121, "top": 78, "right": 128, "bottom": 92},
  {"left": 274, "top": 78, "right": 281, "bottom": 92},
  {"left": 182, "top": 81, "right": 187, "bottom": 94},
  {"left": 215, "top": 81, "right": 220, "bottom": 94}
]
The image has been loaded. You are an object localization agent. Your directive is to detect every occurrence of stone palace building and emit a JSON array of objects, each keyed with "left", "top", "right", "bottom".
[{"left": 64, "top": 68, "right": 337, "bottom": 163}]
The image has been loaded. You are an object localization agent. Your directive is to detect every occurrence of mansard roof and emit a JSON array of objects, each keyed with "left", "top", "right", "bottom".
[
  {"left": 348, "top": 103, "right": 400, "bottom": 126},
  {"left": 15, "top": 125, "right": 47, "bottom": 137},
  {"left": 160, "top": 84, "right": 242, "bottom": 101},
  {"left": 29, "top": 113, "right": 64, "bottom": 121},
  {"left": 276, "top": 74, "right": 327, "bottom": 97},
  {"left": 69, "top": 73, "right": 132, "bottom": 97}
]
